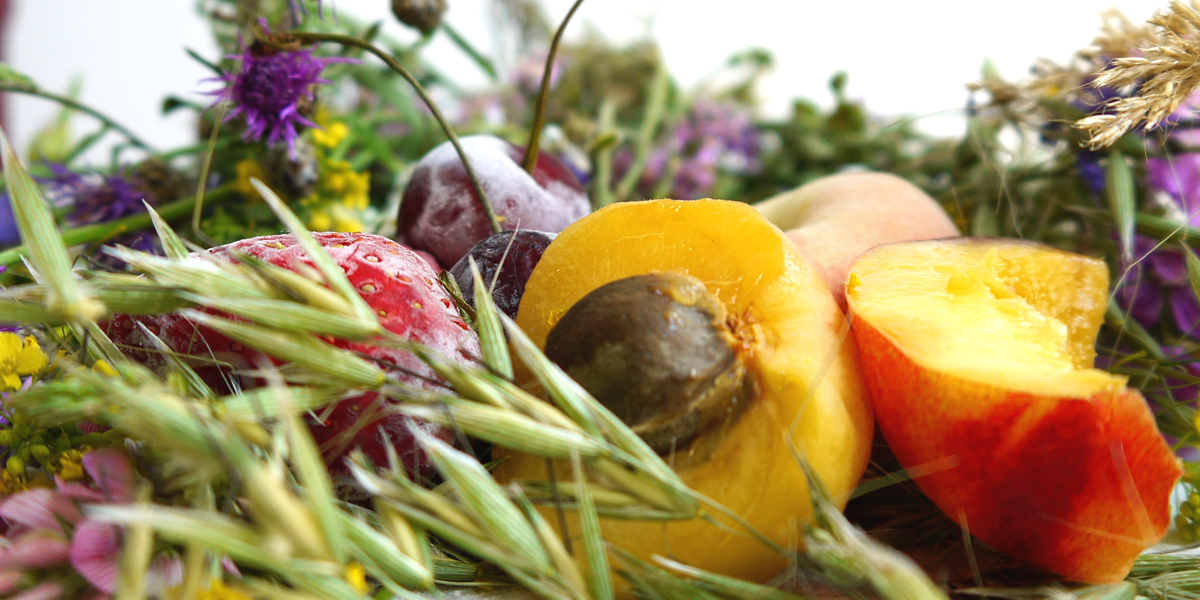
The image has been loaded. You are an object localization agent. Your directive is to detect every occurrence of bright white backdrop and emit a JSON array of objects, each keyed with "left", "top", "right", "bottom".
[{"left": 4, "top": 0, "right": 1173, "bottom": 162}]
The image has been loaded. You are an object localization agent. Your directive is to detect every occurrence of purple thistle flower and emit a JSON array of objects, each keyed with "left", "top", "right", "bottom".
[{"left": 210, "top": 23, "right": 351, "bottom": 156}]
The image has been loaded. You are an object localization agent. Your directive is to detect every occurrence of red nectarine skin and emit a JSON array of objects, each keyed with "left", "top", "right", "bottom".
[{"left": 853, "top": 318, "right": 1182, "bottom": 583}]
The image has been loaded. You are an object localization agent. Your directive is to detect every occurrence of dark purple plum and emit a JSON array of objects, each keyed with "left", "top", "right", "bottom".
[
  {"left": 398, "top": 135, "right": 589, "bottom": 268},
  {"left": 450, "top": 230, "right": 555, "bottom": 319}
]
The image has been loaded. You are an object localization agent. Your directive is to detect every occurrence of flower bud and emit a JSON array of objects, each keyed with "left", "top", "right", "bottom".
[
  {"left": 391, "top": 0, "right": 447, "bottom": 34},
  {"left": 6, "top": 455, "right": 24, "bottom": 478}
]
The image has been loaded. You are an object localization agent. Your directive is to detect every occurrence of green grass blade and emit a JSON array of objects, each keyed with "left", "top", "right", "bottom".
[
  {"left": 251, "top": 177, "right": 379, "bottom": 328},
  {"left": 1105, "top": 151, "right": 1136, "bottom": 262},
  {"left": 415, "top": 429, "right": 553, "bottom": 574},
  {"left": 0, "top": 126, "right": 97, "bottom": 321},
  {"left": 471, "top": 262, "right": 513, "bottom": 379},
  {"left": 573, "top": 449, "right": 614, "bottom": 600}
]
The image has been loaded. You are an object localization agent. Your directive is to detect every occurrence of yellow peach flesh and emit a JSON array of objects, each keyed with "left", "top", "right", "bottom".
[
  {"left": 500, "top": 199, "right": 874, "bottom": 590},
  {"left": 848, "top": 240, "right": 1116, "bottom": 397}
]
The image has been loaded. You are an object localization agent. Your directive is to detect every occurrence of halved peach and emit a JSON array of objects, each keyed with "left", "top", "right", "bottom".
[
  {"left": 496, "top": 199, "right": 874, "bottom": 585},
  {"left": 846, "top": 238, "right": 1182, "bottom": 583}
]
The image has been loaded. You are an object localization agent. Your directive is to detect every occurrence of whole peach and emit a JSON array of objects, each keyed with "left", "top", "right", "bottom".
[{"left": 756, "top": 172, "right": 959, "bottom": 308}]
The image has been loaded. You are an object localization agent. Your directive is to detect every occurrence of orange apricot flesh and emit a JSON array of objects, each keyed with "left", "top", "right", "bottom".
[
  {"left": 496, "top": 199, "right": 874, "bottom": 588},
  {"left": 846, "top": 238, "right": 1182, "bottom": 583}
]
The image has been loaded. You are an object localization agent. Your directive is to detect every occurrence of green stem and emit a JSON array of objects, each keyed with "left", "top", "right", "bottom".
[
  {"left": 0, "top": 187, "right": 234, "bottom": 268},
  {"left": 521, "top": 0, "right": 587, "bottom": 175},
  {"left": 0, "top": 85, "right": 153, "bottom": 151},
  {"left": 615, "top": 63, "right": 670, "bottom": 201},
  {"left": 292, "top": 31, "right": 502, "bottom": 235},
  {"left": 440, "top": 22, "right": 497, "bottom": 82},
  {"left": 588, "top": 98, "right": 619, "bottom": 209}
]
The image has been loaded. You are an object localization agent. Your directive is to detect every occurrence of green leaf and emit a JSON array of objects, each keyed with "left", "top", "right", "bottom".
[
  {"left": 1183, "top": 243, "right": 1200, "bottom": 312},
  {"left": 0, "top": 64, "right": 37, "bottom": 92},
  {"left": 1105, "top": 151, "right": 1136, "bottom": 262},
  {"left": 970, "top": 203, "right": 1000, "bottom": 238},
  {"left": 1105, "top": 298, "right": 1165, "bottom": 360}
]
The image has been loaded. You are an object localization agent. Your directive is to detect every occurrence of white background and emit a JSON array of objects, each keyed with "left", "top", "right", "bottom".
[{"left": 4, "top": 0, "right": 1173, "bottom": 163}]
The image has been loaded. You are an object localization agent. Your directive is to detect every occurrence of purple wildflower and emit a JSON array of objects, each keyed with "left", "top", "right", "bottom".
[
  {"left": 43, "top": 165, "right": 149, "bottom": 228},
  {"left": 0, "top": 194, "right": 17, "bottom": 248},
  {"left": 211, "top": 23, "right": 350, "bottom": 156},
  {"left": 615, "top": 99, "right": 760, "bottom": 200},
  {"left": 1115, "top": 235, "right": 1200, "bottom": 335},
  {"left": 1076, "top": 150, "right": 1107, "bottom": 195}
]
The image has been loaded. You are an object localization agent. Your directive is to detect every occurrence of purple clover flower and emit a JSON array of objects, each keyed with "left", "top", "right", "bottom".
[
  {"left": 616, "top": 100, "right": 760, "bottom": 200},
  {"left": 210, "top": 23, "right": 351, "bottom": 156}
]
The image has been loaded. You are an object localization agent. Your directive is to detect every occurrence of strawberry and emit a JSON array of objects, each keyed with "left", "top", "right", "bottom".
[{"left": 105, "top": 232, "right": 480, "bottom": 496}]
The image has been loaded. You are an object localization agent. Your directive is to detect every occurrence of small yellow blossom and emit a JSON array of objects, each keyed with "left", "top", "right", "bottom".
[
  {"left": 235, "top": 159, "right": 267, "bottom": 202},
  {"left": 57, "top": 449, "right": 85, "bottom": 481},
  {"left": 312, "top": 121, "right": 349, "bottom": 149},
  {"left": 91, "top": 359, "right": 118, "bottom": 377},
  {"left": 330, "top": 206, "right": 365, "bottom": 233},
  {"left": 345, "top": 562, "right": 369, "bottom": 595},
  {"left": 308, "top": 207, "right": 334, "bottom": 231},
  {"left": 322, "top": 160, "right": 371, "bottom": 210},
  {"left": 192, "top": 580, "right": 253, "bottom": 600},
  {"left": 0, "top": 333, "right": 48, "bottom": 391}
]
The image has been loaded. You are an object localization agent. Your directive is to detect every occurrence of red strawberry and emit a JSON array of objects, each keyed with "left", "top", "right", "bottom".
[{"left": 105, "top": 232, "right": 480, "bottom": 496}]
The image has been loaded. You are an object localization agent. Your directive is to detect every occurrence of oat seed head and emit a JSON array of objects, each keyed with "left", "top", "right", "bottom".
[{"left": 1077, "top": 0, "right": 1200, "bottom": 148}]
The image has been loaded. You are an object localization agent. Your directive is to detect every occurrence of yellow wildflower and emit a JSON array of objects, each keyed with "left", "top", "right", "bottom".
[
  {"left": 57, "top": 449, "right": 85, "bottom": 481},
  {"left": 329, "top": 205, "right": 364, "bottom": 233},
  {"left": 308, "top": 207, "right": 333, "bottom": 231},
  {"left": 193, "top": 580, "right": 253, "bottom": 600},
  {"left": 91, "top": 359, "right": 118, "bottom": 377},
  {"left": 345, "top": 562, "right": 369, "bottom": 595},
  {"left": 322, "top": 160, "right": 371, "bottom": 210},
  {"left": 0, "top": 333, "right": 48, "bottom": 391},
  {"left": 235, "top": 159, "right": 266, "bottom": 202},
  {"left": 312, "top": 121, "right": 349, "bottom": 149}
]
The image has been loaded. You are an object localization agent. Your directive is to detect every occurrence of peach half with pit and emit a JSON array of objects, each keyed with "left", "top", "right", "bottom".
[
  {"left": 494, "top": 198, "right": 874, "bottom": 586},
  {"left": 845, "top": 238, "right": 1182, "bottom": 583}
]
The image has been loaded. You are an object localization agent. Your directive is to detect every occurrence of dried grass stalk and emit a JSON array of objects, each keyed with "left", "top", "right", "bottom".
[{"left": 1078, "top": 0, "right": 1200, "bottom": 148}]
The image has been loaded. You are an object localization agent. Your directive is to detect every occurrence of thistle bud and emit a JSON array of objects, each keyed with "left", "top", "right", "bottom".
[{"left": 391, "top": 0, "right": 447, "bottom": 34}]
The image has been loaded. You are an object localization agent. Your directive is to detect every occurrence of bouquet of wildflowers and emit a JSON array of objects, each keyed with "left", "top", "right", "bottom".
[{"left": 3, "top": 1, "right": 1200, "bottom": 599}]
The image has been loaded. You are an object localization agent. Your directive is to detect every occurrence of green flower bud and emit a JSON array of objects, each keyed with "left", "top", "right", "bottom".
[
  {"left": 30, "top": 444, "right": 49, "bottom": 461},
  {"left": 6, "top": 455, "right": 24, "bottom": 478}
]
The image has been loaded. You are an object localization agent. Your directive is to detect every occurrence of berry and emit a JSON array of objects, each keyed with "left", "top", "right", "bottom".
[
  {"left": 106, "top": 232, "right": 480, "bottom": 496},
  {"left": 449, "top": 230, "right": 555, "bottom": 319},
  {"left": 397, "top": 135, "right": 589, "bottom": 268}
]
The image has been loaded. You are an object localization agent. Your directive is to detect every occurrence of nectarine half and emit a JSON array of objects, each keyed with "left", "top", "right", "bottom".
[{"left": 846, "top": 238, "right": 1182, "bottom": 583}]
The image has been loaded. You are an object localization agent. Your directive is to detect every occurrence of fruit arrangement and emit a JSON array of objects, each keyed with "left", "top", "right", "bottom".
[{"left": 2, "top": 1, "right": 1200, "bottom": 600}]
